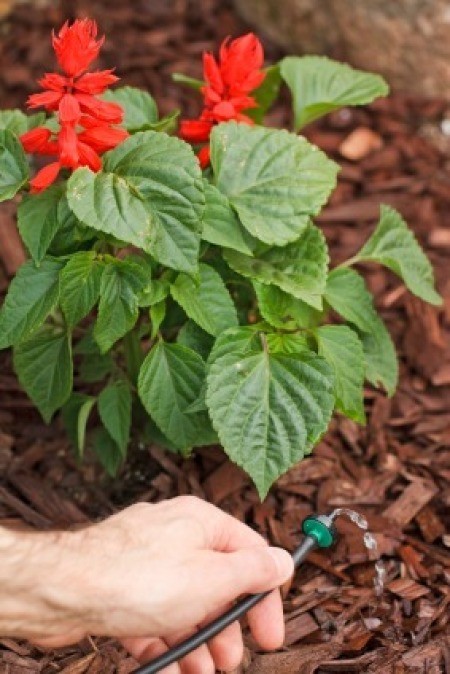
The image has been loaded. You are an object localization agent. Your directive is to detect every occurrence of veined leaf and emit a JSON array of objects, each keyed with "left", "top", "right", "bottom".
[
  {"left": 62, "top": 392, "right": 96, "bottom": 456},
  {"left": 280, "top": 56, "right": 389, "bottom": 130},
  {"left": 0, "top": 258, "right": 63, "bottom": 349},
  {"left": 224, "top": 223, "right": 329, "bottom": 309},
  {"left": 92, "top": 427, "right": 124, "bottom": 477},
  {"left": 210, "top": 122, "right": 338, "bottom": 246},
  {"left": 202, "top": 181, "right": 254, "bottom": 255},
  {"left": 352, "top": 205, "right": 441, "bottom": 305},
  {"left": 177, "top": 321, "right": 214, "bottom": 361},
  {"left": 98, "top": 381, "right": 132, "bottom": 456},
  {"left": 316, "top": 324, "right": 365, "bottom": 423},
  {"left": 13, "top": 326, "right": 73, "bottom": 423},
  {"left": 138, "top": 341, "right": 216, "bottom": 452},
  {"left": 0, "top": 129, "right": 29, "bottom": 201},
  {"left": 18, "top": 184, "right": 74, "bottom": 264},
  {"left": 206, "top": 328, "right": 335, "bottom": 497},
  {"left": 102, "top": 86, "right": 158, "bottom": 131},
  {"left": 60, "top": 251, "right": 104, "bottom": 327},
  {"left": 325, "top": 267, "right": 398, "bottom": 395},
  {"left": 94, "top": 259, "right": 147, "bottom": 353},
  {"left": 171, "top": 263, "right": 238, "bottom": 336},
  {"left": 254, "top": 283, "right": 323, "bottom": 329},
  {"left": 67, "top": 132, "right": 203, "bottom": 273},
  {"left": 0, "top": 110, "right": 46, "bottom": 135}
]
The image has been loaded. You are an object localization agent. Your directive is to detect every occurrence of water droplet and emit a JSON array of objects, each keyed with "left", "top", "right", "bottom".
[
  {"left": 330, "top": 508, "right": 368, "bottom": 530},
  {"left": 374, "top": 559, "right": 386, "bottom": 596},
  {"left": 363, "top": 532, "right": 377, "bottom": 550}
]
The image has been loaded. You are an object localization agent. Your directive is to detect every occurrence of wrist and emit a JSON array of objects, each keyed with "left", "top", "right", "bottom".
[{"left": 0, "top": 526, "right": 89, "bottom": 640}]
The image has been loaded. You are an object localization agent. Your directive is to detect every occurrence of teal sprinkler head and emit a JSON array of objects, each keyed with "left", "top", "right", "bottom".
[{"left": 134, "top": 511, "right": 340, "bottom": 674}]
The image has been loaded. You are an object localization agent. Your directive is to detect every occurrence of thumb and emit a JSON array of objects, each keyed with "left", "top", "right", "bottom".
[{"left": 205, "top": 546, "right": 294, "bottom": 606}]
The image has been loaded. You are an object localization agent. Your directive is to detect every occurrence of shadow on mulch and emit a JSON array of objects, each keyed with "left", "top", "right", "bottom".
[{"left": 0, "top": 0, "right": 450, "bottom": 672}]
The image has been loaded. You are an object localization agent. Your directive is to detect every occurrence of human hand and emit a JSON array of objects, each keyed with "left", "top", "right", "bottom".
[{"left": 17, "top": 496, "right": 294, "bottom": 672}]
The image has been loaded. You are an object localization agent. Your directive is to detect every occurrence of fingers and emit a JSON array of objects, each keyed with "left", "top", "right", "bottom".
[
  {"left": 247, "top": 588, "right": 286, "bottom": 650},
  {"left": 207, "top": 619, "right": 244, "bottom": 672},
  {"left": 121, "top": 637, "right": 180, "bottom": 674}
]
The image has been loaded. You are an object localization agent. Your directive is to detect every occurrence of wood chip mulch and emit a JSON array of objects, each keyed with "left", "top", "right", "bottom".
[{"left": 0, "top": 0, "right": 449, "bottom": 672}]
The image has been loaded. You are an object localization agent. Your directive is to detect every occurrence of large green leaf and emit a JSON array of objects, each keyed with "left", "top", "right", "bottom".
[
  {"left": 224, "top": 223, "right": 328, "bottom": 309},
  {"left": 280, "top": 56, "right": 389, "bottom": 130},
  {"left": 60, "top": 251, "right": 104, "bottom": 327},
  {"left": 255, "top": 283, "right": 322, "bottom": 329},
  {"left": 325, "top": 267, "right": 398, "bottom": 395},
  {"left": 14, "top": 326, "right": 72, "bottom": 423},
  {"left": 202, "top": 181, "right": 254, "bottom": 255},
  {"left": 98, "top": 381, "right": 132, "bottom": 455},
  {"left": 206, "top": 328, "right": 335, "bottom": 497},
  {"left": 210, "top": 122, "right": 338, "bottom": 246},
  {"left": 102, "top": 86, "right": 158, "bottom": 131},
  {"left": 0, "top": 258, "right": 63, "bottom": 349},
  {"left": 18, "top": 185, "right": 74, "bottom": 264},
  {"left": 352, "top": 205, "right": 441, "bottom": 305},
  {"left": 62, "top": 392, "right": 96, "bottom": 456},
  {"left": 315, "top": 325, "right": 365, "bottom": 423},
  {"left": 177, "top": 321, "right": 214, "bottom": 361},
  {"left": 94, "top": 259, "right": 147, "bottom": 353},
  {"left": 171, "top": 263, "right": 238, "bottom": 336},
  {"left": 138, "top": 341, "right": 216, "bottom": 452},
  {"left": 0, "top": 110, "right": 46, "bottom": 135},
  {"left": 0, "top": 129, "right": 29, "bottom": 201},
  {"left": 67, "top": 132, "right": 203, "bottom": 273}
]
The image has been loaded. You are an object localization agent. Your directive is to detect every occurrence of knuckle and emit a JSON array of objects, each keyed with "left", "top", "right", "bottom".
[{"left": 174, "top": 494, "right": 204, "bottom": 512}]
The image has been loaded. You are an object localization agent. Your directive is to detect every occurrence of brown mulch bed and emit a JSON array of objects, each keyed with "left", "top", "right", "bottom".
[{"left": 1, "top": 0, "right": 450, "bottom": 672}]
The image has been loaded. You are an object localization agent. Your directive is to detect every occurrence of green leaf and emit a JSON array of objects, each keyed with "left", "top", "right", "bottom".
[
  {"left": 146, "top": 110, "right": 180, "bottom": 134},
  {"left": 211, "top": 122, "right": 338, "bottom": 246},
  {"left": 206, "top": 328, "right": 335, "bottom": 497},
  {"left": 138, "top": 341, "right": 216, "bottom": 452},
  {"left": 171, "top": 263, "right": 238, "bottom": 336},
  {"left": 94, "top": 259, "right": 147, "bottom": 353},
  {"left": 67, "top": 131, "right": 203, "bottom": 273},
  {"left": 139, "top": 278, "right": 170, "bottom": 307},
  {"left": 17, "top": 184, "right": 74, "bottom": 264},
  {"left": 150, "top": 300, "right": 166, "bottom": 339},
  {"left": 280, "top": 56, "right": 389, "bottom": 130},
  {"left": 202, "top": 181, "right": 254, "bottom": 255},
  {"left": 0, "top": 258, "right": 63, "bottom": 349},
  {"left": 224, "top": 223, "right": 328, "bottom": 309},
  {"left": 102, "top": 86, "right": 158, "bottom": 131},
  {"left": 62, "top": 392, "right": 96, "bottom": 456},
  {"left": 325, "top": 267, "right": 398, "bottom": 395},
  {"left": 92, "top": 427, "right": 124, "bottom": 477},
  {"left": 60, "top": 251, "right": 103, "bottom": 327},
  {"left": 246, "top": 65, "right": 282, "bottom": 124},
  {"left": 265, "top": 332, "right": 311, "bottom": 355},
  {"left": 79, "top": 352, "right": 114, "bottom": 383},
  {"left": 315, "top": 325, "right": 365, "bottom": 423},
  {"left": 13, "top": 326, "right": 73, "bottom": 423},
  {"left": 255, "top": 283, "right": 322, "bottom": 329},
  {"left": 177, "top": 321, "right": 214, "bottom": 361},
  {"left": 0, "top": 110, "right": 46, "bottom": 135},
  {"left": 0, "top": 129, "right": 29, "bottom": 201},
  {"left": 352, "top": 205, "right": 441, "bottom": 305},
  {"left": 172, "top": 73, "right": 205, "bottom": 90},
  {"left": 98, "top": 381, "right": 132, "bottom": 456}
]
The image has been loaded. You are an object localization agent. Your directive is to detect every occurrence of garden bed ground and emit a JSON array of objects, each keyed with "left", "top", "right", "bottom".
[{"left": 1, "top": 0, "right": 450, "bottom": 672}]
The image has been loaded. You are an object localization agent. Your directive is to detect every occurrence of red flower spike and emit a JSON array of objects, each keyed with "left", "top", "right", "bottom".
[
  {"left": 20, "top": 127, "right": 53, "bottom": 153},
  {"left": 180, "top": 32, "right": 265, "bottom": 169},
  {"left": 197, "top": 145, "right": 211, "bottom": 169},
  {"left": 23, "top": 19, "right": 128, "bottom": 192},
  {"left": 74, "top": 70, "right": 119, "bottom": 94},
  {"left": 52, "top": 19, "right": 104, "bottom": 77},
  {"left": 30, "top": 161, "right": 62, "bottom": 193}
]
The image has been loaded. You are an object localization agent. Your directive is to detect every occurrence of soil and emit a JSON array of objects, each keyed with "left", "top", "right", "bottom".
[{"left": 1, "top": 1, "right": 450, "bottom": 672}]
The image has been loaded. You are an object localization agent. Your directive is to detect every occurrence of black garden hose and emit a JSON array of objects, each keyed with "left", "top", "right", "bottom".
[{"left": 133, "top": 513, "right": 338, "bottom": 674}]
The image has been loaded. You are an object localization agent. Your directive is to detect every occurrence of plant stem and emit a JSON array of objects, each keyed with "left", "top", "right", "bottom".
[{"left": 123, "top": 329, "right": 142, "bottom": 385}]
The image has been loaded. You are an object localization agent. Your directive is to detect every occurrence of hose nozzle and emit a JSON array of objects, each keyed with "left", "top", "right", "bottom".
[{"left": 301, "top": 513, "right": 338, "bottom": 549}]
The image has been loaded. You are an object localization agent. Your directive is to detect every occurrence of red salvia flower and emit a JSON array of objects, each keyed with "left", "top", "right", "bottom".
[
  {"left": 180, "top": 33, "right": 265, "bottom": 167},
  {"left": 20, "top": 19, "right": 128, "bottom": 192}
]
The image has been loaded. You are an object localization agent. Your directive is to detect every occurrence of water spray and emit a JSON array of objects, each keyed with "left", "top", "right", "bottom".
[{"left": 133, "top": 509, "right": 382, "bottom": 674}]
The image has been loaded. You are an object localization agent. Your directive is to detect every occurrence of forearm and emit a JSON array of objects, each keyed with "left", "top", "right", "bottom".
[{"left": 0, "top": 526, "right": 86, "bottom": 640}]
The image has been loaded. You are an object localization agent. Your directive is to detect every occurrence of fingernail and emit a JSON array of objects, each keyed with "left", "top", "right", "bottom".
[{"left": 267, "top": 547, "right": 294, "bottom": 580}]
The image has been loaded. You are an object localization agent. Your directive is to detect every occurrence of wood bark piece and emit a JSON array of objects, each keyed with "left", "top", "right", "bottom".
[
  {"left": 0, "top": 203, "right": 26, "bottom": 276},
  {"left": 383, "top": 480, "right": 438, "bottom": 527}
]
